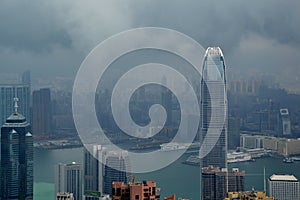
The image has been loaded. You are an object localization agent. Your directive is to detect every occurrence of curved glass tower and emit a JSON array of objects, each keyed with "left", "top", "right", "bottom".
[
  {"left": 200, "top": 47, "right": 227, "bottom": 169},
  {"left": 200, "top": 47, "right": 228, "bottom": 200}
]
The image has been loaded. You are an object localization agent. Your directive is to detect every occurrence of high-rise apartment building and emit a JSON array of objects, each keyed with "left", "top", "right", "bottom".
[
  {"left": 32, "top": 88, "right": 52, "bottom": 135},
  {"left": 201, "top": 166, "right": 245, "bottom": 200},
  {"left": 55, "top": 162, "right": 83, "bottom": 200},
  {"left": 269, "top": 174, "right": 300, "bottom": 200},
  {"left": 0, "top": 98, "right": 33, "bottom": 199},
  {"left": 112, "top": 178, "right": 160, "bottom": 200}
]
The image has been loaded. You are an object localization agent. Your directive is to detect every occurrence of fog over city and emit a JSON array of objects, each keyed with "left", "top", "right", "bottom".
[{"left": 0, "top": 0, "right": 300, "bottom": 90}]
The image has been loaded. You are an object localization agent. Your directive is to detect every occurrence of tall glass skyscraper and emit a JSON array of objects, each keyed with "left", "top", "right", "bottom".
[
  {"left": 103, "top": 150, "right": 131, "bottom": 195},
  {"left": 200, "top": 47, "right": 227, "bottom": 169},
  {"left": 200, "top": 47, "right": 228, "bottom": 200},
  {"left": 84, "top": 145, "right": 132, "bottom": 197},
  {"left": 0, "top": 98, "right": 33, "bottom": 200},
  {"left": 32, "top": 88, "right": 52, "bottom": 135},
  {"left": 84, "top": 145, "right": 104, "bottom": 200}
]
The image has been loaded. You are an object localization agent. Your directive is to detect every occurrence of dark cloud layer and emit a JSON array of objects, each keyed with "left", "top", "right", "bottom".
[{"left": 0, "top": 0, "right": 299, "bottom": 86}]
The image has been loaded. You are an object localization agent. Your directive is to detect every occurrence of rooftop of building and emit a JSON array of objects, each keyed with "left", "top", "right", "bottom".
[
  {"left": 269, "top": 174, "right": 298, "bottom": 181},
  {"left": 205, "top": 47, "right": 224, "bottom": 57},
  {"left": 113, "top": 177, "right": 156, "bottom": 187},
  {"left": 2, "top": 97, "right": 28, "bottom": 125},
  {"left": 226, "top": 190, "right": 274, "bottom": 200}
]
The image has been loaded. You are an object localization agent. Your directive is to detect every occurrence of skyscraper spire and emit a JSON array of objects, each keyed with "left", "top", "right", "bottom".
[{"left": 14, "top": 97, "right": 19, "bottom": 114}]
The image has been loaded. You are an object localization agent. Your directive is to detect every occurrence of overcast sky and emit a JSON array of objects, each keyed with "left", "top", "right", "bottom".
[{"left": 0, "top": 0, "right": 300, "bottom": 87}]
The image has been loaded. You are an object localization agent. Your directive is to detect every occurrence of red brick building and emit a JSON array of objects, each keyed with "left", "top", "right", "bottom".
[{"left": 112, "top": 178, "right": 160, "bottom": 200}]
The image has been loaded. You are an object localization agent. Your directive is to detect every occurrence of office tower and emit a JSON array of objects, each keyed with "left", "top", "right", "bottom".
[
  {"left": 103, "top": 151, "right": 131, "bottom": 195},
  {"left": 228, "top": 116, "right": 240, "bottom": 150},
  {"left": 112, "top": 178, "right": 160, "bottom": 200},
  {"left": 225, "top": 190, "right": 274, "bottom": 200},
  {"left": 200, "top": 47, "right": 227, "bottom": 168},
  {"left": 55, "top": 162, "right": 83, "bottom": 200},
  {"left": 56, "top": 192, "right": 75, "bottom": 200},
  {"left": 32, "top": 88, "right": 52, "bottom": 135},
  {"left": 201, "top": 166, "right": 245, "bottom": 200},
  {"left": 0, "top": 98, "right": 33, "bottom": 200},
  {"left": 278, "top": 109, "right": 291, "bottom": 135},
  {"left": 84, "top": 145, "right": 105, "bottom": 200},
  {"left": 0, "top": 84, "right": 30, "bottom": 126},
  {"left": 269, "top": 174, "right": 300, "bottom": 200},
  {"left": 22, "top": 70, "right": 31, "bottom": 85}
]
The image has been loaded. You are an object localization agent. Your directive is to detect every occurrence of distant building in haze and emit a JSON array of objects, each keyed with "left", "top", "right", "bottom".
[
  {"left": 32, "top": 88, "right": 52, "bottom": 135},
  {"left": 269, "top": 174, "right": 299, "bottom": 200},
  {"left": 278, "top": 109, "right": 291, "bottom": 135},
  {"left": 0, "top": 98, "right": 33, "bottom": 200},
  {"left": 22, "top": 70, "right": 31, "bottom": 86},
  {"left": 201, "top": 166, "right": 245, "bottom": 200},
  {"left": 228, "top": 116, "right": 240, "bottom": 150},
  {"left": 55, "top": 162, "right": 83, "bottom": 200}
]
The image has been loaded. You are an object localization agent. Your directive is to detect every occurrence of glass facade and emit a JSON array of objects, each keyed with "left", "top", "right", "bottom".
[
  {"left": 0, "top": 112, "right": 33, "bottom": 200},
  {"left": 200, "top": 47, "right": 227, "bottom": 169}
]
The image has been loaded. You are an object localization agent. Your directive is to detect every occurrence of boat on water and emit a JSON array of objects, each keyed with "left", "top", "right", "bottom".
[
  {"left": 159, "top": 142, "right": 199, "bottom": 152},
  {"left": 283, "top": 157, "right": 294, "bottom": 163},
  {"left": 290, "top": 156, "right": 300, "bottom": 161},
  {"left": 227, "top": 152, "right": 253, "bottom": 163},
  {"left": 182, "top": 155, "right": 200, "bottom": 166}
]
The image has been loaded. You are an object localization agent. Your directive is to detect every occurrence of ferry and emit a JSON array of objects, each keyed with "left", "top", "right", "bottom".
[
  {"left": 182, "top": 155, "right": 200, "bottom": 166},
  {"left": 227, "top": 152, "right": 253, "bottom": 163},
  {"left": 159, "top": 142, "right": 190, "bottom": 151},
  {"left": 283, "top": 157, "right": 294, "bottom": 163},
  {"left": 159, "top": 142, "right": 200, "bottom": 152}
]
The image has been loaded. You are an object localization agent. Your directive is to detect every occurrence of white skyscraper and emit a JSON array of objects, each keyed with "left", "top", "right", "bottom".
[
  {"left": 55, "top": 162, "right": 83, "bottom": 200},
  {"left": 269, "top": 174, "right": 300, "bottom": 200}
]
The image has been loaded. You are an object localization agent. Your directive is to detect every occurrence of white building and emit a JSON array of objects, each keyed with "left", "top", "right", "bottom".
[
  {"left": 55, "top": 162, "right": 83, "bottom": 200},
  {"left": 269, "top": 174, "right": 300, "bottom": 200}
]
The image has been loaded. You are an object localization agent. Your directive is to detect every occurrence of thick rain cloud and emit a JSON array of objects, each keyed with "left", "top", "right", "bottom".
[{"left": 0, "top": 0, "right": 299, "bottom": 86}]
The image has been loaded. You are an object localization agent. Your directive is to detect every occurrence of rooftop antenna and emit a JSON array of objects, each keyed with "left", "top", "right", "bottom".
[
  {"left": 263, "top": 166, "right": 266, "bottom": 192},
  {"left": 13, "top": 97, "right": 19, "bottom": 114}
]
